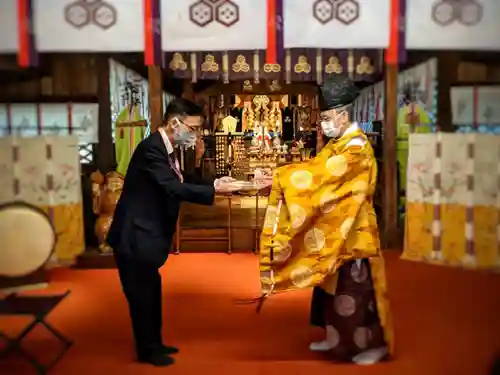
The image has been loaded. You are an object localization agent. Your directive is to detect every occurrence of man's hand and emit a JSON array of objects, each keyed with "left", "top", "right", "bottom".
[
  {"left": 214, "top": 177, "right": 240, "bottom": 194},
  {"left": 195, "top": 137, "right": 205, "bottom": 165}
]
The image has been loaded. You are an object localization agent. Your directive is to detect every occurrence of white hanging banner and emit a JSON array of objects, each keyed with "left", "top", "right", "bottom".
[
  {"left": 353, "top": 82, "right": 384, "bottom": 122},
  {"left": 0, "top": 103, "right": 99, "bottom": 143},
  {"left": 109, "top": 59, "right": 149, "bottom": 123},
  {"left": 284, "top": 0, "right": 390, "bottom": 49},
  {"left": 162, "top": 0, "right": 267, "bottom": 51},
  {"left": 407, "top": 0, "right": 500, "bottom": 50},
  {"left": 108, "top": 58, "right": 174, "bottom": 135},
  {"left": 0, "top": 135, "right": 82, "bottom": 207},
  {"left": 404, "top": 133, "right": 500, "bottom": 270},
  {"left": 477, "top": 86, "right": 500, "bottom": 124},
  {"left": 0, "top": 0, "right": 18, "bottom": 53},
  {"left": 373, "top": 81, "right": 385, "bottom": 121},
  {"left": 35, "top": 0, "right": 144, "bottom": 52},
  {"left": 451, "top": 86, "right": 500, "bottom": 125},
  {"left": 451, "top": 87, "right": 475, "bottom": 125},
  {"left": 397, "top": 58, "right": 438, "bottom": 133},
  {"left": 398, "top": 59, "right": 437, "bottom": 110}
]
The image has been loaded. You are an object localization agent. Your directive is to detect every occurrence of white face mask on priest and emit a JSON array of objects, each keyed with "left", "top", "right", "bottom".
[{"left": 319, "top": 105, "right": 351, "bottom": 139}]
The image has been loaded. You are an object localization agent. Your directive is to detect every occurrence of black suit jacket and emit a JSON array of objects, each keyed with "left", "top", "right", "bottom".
[{"left": 107, "top": 132, "right": 215, "bottom": 268}]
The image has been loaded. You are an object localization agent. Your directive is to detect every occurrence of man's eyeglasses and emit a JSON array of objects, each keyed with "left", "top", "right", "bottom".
[{"left": 176, "top": 118, "right": 203, "bottom": 133}]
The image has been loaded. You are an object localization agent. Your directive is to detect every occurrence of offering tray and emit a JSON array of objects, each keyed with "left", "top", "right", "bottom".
[
  {"left": 232, "top": 181, "right": 261, "bottom": 191},
  {"left": 235, "top": 180, "right": 269, "bottom": 196}
]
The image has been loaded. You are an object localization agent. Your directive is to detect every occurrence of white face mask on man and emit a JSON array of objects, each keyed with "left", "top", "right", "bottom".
[{"left": 172, "top": 118, "right": 198, "bottom": 148}]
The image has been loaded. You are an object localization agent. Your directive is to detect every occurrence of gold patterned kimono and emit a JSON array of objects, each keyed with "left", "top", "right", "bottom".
[{"left": 259, "top": 126, "right": 393, "bottom": 355}]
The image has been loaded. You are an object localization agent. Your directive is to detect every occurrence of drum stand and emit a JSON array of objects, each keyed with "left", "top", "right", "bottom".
[{"left": 0, "top": 290, "right": 73, "bottom": 374}]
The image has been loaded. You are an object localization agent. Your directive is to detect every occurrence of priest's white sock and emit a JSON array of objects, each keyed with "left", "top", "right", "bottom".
[
  {"left": 309, "top": 340, "right": 332, "bottom": 351},
  {"left": 309, "top": 325, "right": 339, "bottom": 352},
  {"left": 352, "top": 346, "right": 388, "bottom": 365}
]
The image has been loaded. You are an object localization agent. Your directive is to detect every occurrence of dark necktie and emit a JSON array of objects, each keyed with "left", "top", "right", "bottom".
[{"left": 168, "top": 152, "right": 183, "bottom": 182}]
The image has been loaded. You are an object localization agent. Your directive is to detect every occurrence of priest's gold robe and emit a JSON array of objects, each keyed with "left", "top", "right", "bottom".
[{"left": 259, "top": 126, "right": 394, "bottom": 354}]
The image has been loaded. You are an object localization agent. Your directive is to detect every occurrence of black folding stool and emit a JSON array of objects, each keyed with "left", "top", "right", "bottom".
[{"left": 0, "top": 291, "right": 73, "bottom": 374}]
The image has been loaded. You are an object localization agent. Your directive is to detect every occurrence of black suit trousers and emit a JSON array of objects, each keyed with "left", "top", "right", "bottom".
[{"left": 115, "top": 252, "right": 163, "bottom": 357}]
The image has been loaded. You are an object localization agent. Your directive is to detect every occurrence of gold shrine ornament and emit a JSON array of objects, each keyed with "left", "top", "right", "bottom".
[
  {"left": 253, "top": 95, "right": 270, "bottom": 107},
  {"left": 169, "top": 53, "right": 187, "bottom": 70},
  {"left": 243, "top": 80, "right": 253, "bottom": 91},
  {"left": 294, "top": 55, "right": 311, "bottom": 73},
  {"left": 201, "top": 54, "right": 219, "bottom": 72},
  {"left": 222, "top": 116, "right": 238, "bottom": 133},
  {"left": 269, "top": 80, "right": 281, "bottom": 92},
  {"left": 232, "top": 55, "right": 250, "bottom": 73},
  {"left": 356, "top": 56, "right": 374, "bottom": 75},
  {"left": 325, "top": 56, "right": 343, "bottom": 74},
  {"left": 263, "top": 63, "right": 281, "bottom": 73}
]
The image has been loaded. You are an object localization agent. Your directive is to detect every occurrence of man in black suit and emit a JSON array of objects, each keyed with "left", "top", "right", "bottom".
[{"left": 107, "top": 98, "right": 238, "bottom": 367}]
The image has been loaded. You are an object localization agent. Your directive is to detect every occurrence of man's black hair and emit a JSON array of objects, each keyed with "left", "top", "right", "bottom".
[{"left": 162, "top": 98, "right": 204, "bottom": 123}]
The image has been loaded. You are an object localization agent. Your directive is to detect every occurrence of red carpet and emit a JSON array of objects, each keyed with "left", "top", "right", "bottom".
[{"left": 1, "top": 251, "right": 500, "bottom": 375}]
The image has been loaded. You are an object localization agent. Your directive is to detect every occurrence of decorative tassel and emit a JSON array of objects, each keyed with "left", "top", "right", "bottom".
[
  {"left": 386, "top": 0, "right": 406, "bottom": 64},
  {"left": 266, "top": 0, "right": 283, "bottom": 64},
  {"left": 17, "top": 0, "right": 38, "bottom": 67},
  {"left": 235, "top": 284, "right": 275, "bottom": 313},
  {"left": 143, "top": 0, "right": 162, "bottom": 66},
  {"left": 234, "top": 198, "right": 283, "bottom": 313},
  {"left": 276, "top": 0, "right": 284, "bottom": 64},
  {"left": 398, "top": 0, "right": 407, "bottom": 64}
]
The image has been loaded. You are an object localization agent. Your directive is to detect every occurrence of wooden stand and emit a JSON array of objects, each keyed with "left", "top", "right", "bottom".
[
  {"left": 175, "top": 194, "right": 233, "bottom": 254},
  {"left": 175, "top": 193, "right": 267, "bottom": 253}
]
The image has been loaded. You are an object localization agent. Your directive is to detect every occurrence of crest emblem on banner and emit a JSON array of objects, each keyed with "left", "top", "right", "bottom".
[
  {"left": 189, "top": 0, "right": 240, "bottom": 27},
  {"left": 313, "top": 0, "right": 360, "bottom": 25},
  {"left": 431, "top": 0, "right": 483, "bottom": 26},
  {"left": 64, "top": 0, "right": 117, "bottom": 30}
]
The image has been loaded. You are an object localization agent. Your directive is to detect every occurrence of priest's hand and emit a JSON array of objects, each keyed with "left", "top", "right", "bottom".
[{"left": 253, "top": 169, "right": 273, "bottom": 188}]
